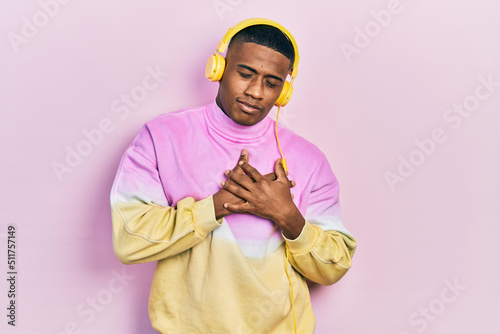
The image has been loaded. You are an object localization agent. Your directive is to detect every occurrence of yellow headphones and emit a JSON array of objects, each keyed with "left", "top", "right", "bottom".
[
  {"left": 205, "top": 18, "right": 300, "bottom": 107},
  {"left": 206, "top": 18, "right": 300, "bottom": 173}
]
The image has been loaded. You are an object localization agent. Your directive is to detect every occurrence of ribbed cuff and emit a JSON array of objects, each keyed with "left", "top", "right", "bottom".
[
  {"left": 192, "top": 195, "right": 223, "bottom": 238},
  {"left": 283, "top": 220, "right": 319, "bottom": 254}
]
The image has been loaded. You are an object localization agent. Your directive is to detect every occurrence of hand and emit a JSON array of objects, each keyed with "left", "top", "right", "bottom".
[
  {"left": 221, "top": 158, "right": 305, "bottom": 239},
  {"left": 212, "top": 150, "right": 295, "bottom": 220}
]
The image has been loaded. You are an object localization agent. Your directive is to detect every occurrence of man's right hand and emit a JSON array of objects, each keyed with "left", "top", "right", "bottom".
[{"left": 212, "top": 149, "right": 295, "bottom": 220}]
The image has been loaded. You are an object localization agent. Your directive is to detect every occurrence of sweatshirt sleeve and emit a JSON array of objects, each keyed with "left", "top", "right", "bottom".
[
  {"left": 283, "top": 152, "right": 357, "bottom": 286},
  {"left": 110, "top": 125, "right": 223, "bottom": 265}
]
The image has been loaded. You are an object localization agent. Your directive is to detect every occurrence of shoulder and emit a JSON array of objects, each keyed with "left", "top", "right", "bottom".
[
  {"left": 129, "top": 104, "right": 208, "bottom": 157},
  {"left": 144, "top": 104, "right": 208, "bottom": 132},
  {"left": 275, "top": 121, "right": 338, "bottom": 189},
  {"left": 277, "top": 122, "right": 329, "bottom": 166}
]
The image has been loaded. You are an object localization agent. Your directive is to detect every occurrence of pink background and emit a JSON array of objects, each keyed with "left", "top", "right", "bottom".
[{"left": 1, "top": 1, "right": 499, "bottom": 333}]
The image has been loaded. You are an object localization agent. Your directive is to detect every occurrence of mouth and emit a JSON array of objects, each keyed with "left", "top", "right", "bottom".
[{"left": 237, "top": 99, "right": 262, "bottom": 115}]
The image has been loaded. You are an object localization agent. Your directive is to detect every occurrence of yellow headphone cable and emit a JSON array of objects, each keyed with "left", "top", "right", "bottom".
[{"left": 276, "top": 106, "right": 297, "bottom": 334}]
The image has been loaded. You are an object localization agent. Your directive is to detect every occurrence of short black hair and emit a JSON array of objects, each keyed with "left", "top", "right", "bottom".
[{"left": 228, "top": 24, "right": 295, "bottom": 70}]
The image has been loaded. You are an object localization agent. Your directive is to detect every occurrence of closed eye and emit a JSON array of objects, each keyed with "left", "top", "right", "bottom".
[
  {"left": 238, "top": 72, "right": 252, "bottom": 78},
  {"left": 266, "top": 81, "right": 279, "bottom": 89}
]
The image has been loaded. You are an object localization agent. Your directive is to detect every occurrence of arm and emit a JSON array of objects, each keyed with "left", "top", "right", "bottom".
[
  {"left": 284, "top": 221, "right": 356, "bottom": 286},
  {"left": 110, "top": 125, "right": 223, "bottom": 265},
  {"left": 221, "top": 151, "right": 356, "bottom": 285},
  {"left": 284, "top": 154, "right": 357, "bottom": 286}
]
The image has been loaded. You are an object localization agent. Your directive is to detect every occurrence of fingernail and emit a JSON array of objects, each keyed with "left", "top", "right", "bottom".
[
  {"left": 224, "top": 203, "right": 228, "bottom": 208},
  {"left": 238, "top": 161, "right": 243, "bottom": 166},
  {"left": 221, "top": 181, "right": 226, "bottom": 186},
  {"left": 225, "top": 170, "right": 230, "bottom": 175}
]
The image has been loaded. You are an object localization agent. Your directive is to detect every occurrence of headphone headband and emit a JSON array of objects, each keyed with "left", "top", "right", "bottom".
[{"left": 215, "top": 18, "right": 299, "bottom": 78}]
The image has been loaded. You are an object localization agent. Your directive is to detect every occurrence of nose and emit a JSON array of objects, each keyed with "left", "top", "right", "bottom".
[{"left": 244, "top": 77, "right": 264, "bottom": 100}]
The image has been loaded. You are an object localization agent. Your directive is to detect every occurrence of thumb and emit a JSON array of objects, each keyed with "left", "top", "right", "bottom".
[
  {"left": 274, "top": 158, "right": 287, "bottom": 180},
  {"left": 241, "top": 149, "right": 249, "bottom": 163}
]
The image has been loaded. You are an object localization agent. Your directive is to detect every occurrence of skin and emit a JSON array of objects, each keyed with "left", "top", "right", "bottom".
[
  {"left": 212, "top": 41, "right": 305, "bottom": 239},
  {"left": 216, "top": 41, "right": 291, "bottom": 126}
]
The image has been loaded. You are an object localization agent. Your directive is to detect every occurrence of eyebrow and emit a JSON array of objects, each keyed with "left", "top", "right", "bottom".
[{"left": 237, "top": 64, "right": 284, "bottom": 83}]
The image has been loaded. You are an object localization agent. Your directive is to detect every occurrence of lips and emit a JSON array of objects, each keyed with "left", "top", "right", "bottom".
[{"left": 237, "top": 99, "right": 262, "bottom": 114}]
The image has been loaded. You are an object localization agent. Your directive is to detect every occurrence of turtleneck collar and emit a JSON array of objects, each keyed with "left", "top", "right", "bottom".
[{"left": 206, "top": 100, "right": 273, "bottom": 143}]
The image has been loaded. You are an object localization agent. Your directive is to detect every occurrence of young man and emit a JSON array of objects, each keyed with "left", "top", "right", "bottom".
[{"left": 111, "top": 19, "right": 356, "bottom": 333}]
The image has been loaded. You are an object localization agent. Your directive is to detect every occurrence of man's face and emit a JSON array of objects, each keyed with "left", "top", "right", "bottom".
[{"left": 216, "top": 42, "right": 291, "bottom": 126}]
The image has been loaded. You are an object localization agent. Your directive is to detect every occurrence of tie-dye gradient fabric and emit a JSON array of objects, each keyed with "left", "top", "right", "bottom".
[{"left": 110, "top": 101, "right": 357, "bottom": 333}]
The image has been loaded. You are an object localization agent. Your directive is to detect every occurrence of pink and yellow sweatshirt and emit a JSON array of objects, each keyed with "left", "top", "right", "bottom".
[{"left": 110, "top": 101, "right": 357, "bottom": 333}]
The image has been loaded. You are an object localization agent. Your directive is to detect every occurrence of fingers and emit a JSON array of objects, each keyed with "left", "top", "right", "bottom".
[
  {"left": 223, "top": 201, "right": 250, "bottom": 213},
  {"left": 264, "top": 172, "right": 277, "bottom": 181},
  {"left": 233, "top": 149, "right": 249, "bottom": 174},
  {"left": 238, "top": 161, "right": 263, "bottom": 182},
  {"left": 220, "top": 178, "right": 250, "bottom": 200},
  {"left": 284, "top": 170, "right": 295, "bottom": 188},
  {"left": 224, "top": 168, "right": 254, "bottom": 190},
  {"left": 273, "top": 159, "right": 295, "bottom": 198},
  {"left": 274, "top": 158, "right": 287, "bottom": 180},
  {"left": 240, "top": 149, "right": 249, "bottom": 164},
  {"left": 233, "top": 153, "right": 289, "bottom": 184},
  {"left": 263, "top": 173, "right": 295, "bottom": 187}
]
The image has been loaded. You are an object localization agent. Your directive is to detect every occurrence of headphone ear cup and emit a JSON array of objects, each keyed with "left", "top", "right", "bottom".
[
  {"left": 205, "top": 54, "right": 226, "bottom": 82},
  {"left": 275, "top": 81, "right": 293, "bottom": 107}
]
